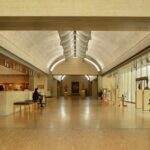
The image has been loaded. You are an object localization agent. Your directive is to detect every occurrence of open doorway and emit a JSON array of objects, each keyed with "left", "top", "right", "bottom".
[{"left": 71, "top": 81, "right": 79, "bottom": 94}]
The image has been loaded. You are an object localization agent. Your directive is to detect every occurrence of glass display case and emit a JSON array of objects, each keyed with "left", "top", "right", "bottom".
[{"left": 0, "top": 82, "right": 29, "bottom": 91}]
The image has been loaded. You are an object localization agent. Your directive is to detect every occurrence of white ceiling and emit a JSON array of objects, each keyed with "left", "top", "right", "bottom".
[
  {"left": 87, "top": 31, "right": 150, "bottom": 73},
  {"left": 0, "top": 31, "right": 149, "bottom": 74},
  {"left": 0, "top": 31, "right": 64, "bottom": 73},
  {"left": 59, "top": 31, "right": 91, "bottom": 59}
]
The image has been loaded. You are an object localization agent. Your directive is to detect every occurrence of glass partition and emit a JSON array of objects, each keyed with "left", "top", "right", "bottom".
[{"left": 116, "top": 52, "right": 150, "bottom": 103}]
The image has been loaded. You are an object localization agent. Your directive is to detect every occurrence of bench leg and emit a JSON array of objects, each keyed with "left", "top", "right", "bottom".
[
  {"left": 13, "top": 105, "right": 15, "bottom": 113},
  {"left": 20, "top": 105, "right": 22, "bottom": 112}
]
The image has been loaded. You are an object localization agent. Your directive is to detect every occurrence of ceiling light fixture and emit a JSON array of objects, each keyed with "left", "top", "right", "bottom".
[
  {"left": 84, "top": 58, "right": 100, "bottom": 72},
  {"left": 85, "top": 75, "right": 90, "bottom": 80},
  {"left": 61, "top": 75, "right": 66, "bottom": 81},
  {"left": 50, "top": 58, "right": 65, "bottom": 71},
  {"left": 74, "top": 31, "right": 76, "bottom": 57}
]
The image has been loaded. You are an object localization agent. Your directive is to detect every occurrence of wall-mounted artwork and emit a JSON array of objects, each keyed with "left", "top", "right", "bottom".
[{"left": 37, "top": 84, "right": 44, "bottom": 89}]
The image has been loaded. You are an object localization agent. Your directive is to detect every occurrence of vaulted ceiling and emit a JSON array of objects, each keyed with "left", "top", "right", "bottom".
[
  {"left": 0, "top": 31, "right": 149, "bottom": 74},
  {"left": 59, "top": 31, "right": 91, "bottom": 59}
]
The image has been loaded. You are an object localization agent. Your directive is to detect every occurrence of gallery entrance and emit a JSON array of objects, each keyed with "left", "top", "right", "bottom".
[{"left": 71, "top": 82, "right": 79, "bottom": 95}]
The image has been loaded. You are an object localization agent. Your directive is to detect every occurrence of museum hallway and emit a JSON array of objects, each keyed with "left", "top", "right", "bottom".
[{"left": 0, "top": 97, "right": 149, "bottom": 150}]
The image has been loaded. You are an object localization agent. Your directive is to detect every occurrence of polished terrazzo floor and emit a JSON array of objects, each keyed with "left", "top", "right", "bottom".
[{"left": 0, "top": 96, "right": 150, "bottom": 150}]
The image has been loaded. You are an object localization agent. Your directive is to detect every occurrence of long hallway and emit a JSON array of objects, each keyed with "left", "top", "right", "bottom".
[{"left": 0, "top": 97, "right": 149, "bottom": 150}]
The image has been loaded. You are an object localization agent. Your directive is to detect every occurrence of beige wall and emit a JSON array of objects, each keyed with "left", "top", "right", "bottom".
[
  {"left": 47, "top": 74, "right": 53, "bottom": 96},
  {"left": 101, "top": 75, "right": 117, "bottom": 102},
  {"left": 0, "top": 0, "right": 149, "bottom": 16},
  {"left": 92, "top": 79, "right": 98, "bottom": 98},
  {"left": 62, "top": 75, "right": 89, "bottom": 95},
  {"left": 29, "top": 74, "right": 58, "bottom": 97},
  {"left": 52, "top": 79, "right": 57, "bottom": 97},
  {"left": 28, "top": 76, "right": 34, "bottom": 91},
  {"left": 47, "top": 74, "right": 59, "bottom": 97},
  {"left": 98, "top": 75, "right": 103, "bottom": 91},
  {"left": 0, "top": 92, "right": 6, "bottom": 115},
  {"left": 31, "top": 74, "right": 48, "bottom": 94},
  {"left": 0, "top": 91, "right": 30, "bottom": 115},
  {"left": 102, "top": 75, "right": 116, "bottom": 90},
  {"left": 52, "top": 58, "right": 98, "bottom": 75}
]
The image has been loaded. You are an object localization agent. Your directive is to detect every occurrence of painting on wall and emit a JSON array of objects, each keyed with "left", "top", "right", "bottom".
[{"left": 37, "top": 84, "right": 44, "bottom": 89}]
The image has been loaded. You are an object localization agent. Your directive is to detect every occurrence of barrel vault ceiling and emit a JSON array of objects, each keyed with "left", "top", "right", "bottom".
[{"left": 0, "top": 31, "right": 149, "bottom": 74}]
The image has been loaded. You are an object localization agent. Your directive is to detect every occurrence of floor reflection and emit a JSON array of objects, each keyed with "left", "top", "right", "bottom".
[
  {"left": 0, "top": 96, "right": 150, "bottom": 129},
  {"left": 0, "top": 96, "right": 150, "bottom": 150}
]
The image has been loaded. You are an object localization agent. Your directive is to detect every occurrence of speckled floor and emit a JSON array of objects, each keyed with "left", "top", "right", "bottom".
[{"left": 0, "top": 96, "right": 150, "bottom": 150}]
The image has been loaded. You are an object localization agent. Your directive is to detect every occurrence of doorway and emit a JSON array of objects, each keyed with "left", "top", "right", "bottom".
[{"left": 71, "top": 82, "right": 79, "bottom": 94}]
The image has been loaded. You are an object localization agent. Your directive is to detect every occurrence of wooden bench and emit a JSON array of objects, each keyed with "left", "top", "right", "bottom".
[
  {"left": 13, "top": 100, "right": 36, "bottom": 113},
  {"left": 25, "top": 100, "right": 39, "bottom": 109}
]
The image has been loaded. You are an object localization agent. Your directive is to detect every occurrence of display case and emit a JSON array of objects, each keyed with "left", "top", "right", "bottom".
[
  {"left": 135, "top": 90, "right": 150, "bottom": 111},
  {"left": 135, "top": 90, "right": 143, "bottom": 109},
  {"left": 143, "top": 90, "right": 150, "bottom": 111},
  {"left": 0, "top": 82, "right": 29, "bottom": 91}
]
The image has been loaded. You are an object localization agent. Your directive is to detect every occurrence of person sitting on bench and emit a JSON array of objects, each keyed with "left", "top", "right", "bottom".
[
  {"left": 32, "top": 88, "right": 40, "bottom": 102},
  {"left": 32, "top": 88, "right": 44, "bottom": 107}
]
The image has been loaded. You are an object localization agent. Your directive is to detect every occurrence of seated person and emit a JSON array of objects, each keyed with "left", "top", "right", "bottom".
[
  {"left": 32, "top": 88, "right": 40, "bottom": 102},
  {"left": 32, "top": 88, "right": 44, "bottom": 107}
]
